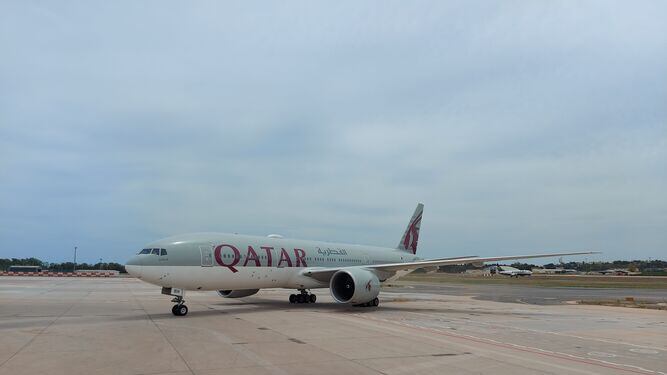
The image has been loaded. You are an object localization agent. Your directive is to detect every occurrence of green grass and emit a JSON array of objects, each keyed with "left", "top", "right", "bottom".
[{"left": 399, "top": 273, "right": 667, "bottom": 289}]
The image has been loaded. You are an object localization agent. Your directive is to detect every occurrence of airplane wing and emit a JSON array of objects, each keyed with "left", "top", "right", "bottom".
[{"left": 301, "top": 251, "right": 598, "bottom": 283}]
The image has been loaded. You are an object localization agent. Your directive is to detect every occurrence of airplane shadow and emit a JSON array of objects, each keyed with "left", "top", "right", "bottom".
[
  {"left": 111, "top": 296, "right": 539, "bottom": 322},
  {"left": 0, "top": 297, "right": 542, "bottom": 331}
]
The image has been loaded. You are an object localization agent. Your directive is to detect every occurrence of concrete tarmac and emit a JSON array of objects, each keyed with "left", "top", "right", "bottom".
[
  {"left": 0, "top": 277, "right": 665, "bottom": 375},
  {"left": 388, "top": 282, "right": 667, "bottom": 305}
]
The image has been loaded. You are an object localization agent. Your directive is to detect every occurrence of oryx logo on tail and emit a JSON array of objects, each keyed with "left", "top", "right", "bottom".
[
  {"left": 403, "top": 213, "right": 421, "bottom": 252},
  {"left": 397, "top": 203, "right": 423, "bottom": 254}
]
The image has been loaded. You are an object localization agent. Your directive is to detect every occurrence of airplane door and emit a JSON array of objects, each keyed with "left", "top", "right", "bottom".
[{"left": 200, "top": 245, "right": 213, "bottom": 267}]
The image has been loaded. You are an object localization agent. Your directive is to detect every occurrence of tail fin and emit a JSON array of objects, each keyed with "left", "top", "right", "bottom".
[{"left": 397, "top": 203, "right": 424, "bottom": 254}]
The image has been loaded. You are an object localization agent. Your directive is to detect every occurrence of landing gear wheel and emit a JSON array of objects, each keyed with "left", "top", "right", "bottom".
[
  {"left": 291, "top": 290, "right": 315, "bottom": 304},
  {"left": 166, "top": 289, "right": 187, "bottom": 316},
  {"left": 176, "top": 304, "right": 188, "bottom": 316},
  {"left": 372, "top": 298, "right": 379, "bottom": 307}
]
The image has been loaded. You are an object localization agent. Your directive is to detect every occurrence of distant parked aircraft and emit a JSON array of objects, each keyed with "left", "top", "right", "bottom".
[
  {"left": 125, "top": 203, "right": 596, "bottom": 316},
  {"left": 491, "top": 265, "right": 533, "bottom": 277}
]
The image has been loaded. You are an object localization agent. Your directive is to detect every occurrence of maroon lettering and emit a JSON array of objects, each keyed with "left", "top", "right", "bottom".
[
  {"left": 244, "top": 246, "right": 260, "bottom": 267},
  {"left": 277, "top": 248, "right": 293, "bottom": 267},
  {"left": 294, "top": 248, "right": 307, "bottom": 267},
  {"left": 214, "top": 244, "right": 240, "bottom": 273},
  {"left": 261, "top": 246, "right": 274, "bottom": 267}
]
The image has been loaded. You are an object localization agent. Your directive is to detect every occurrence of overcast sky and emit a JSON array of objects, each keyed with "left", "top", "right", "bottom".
[{"left": 1, "top": 1, "right": 665, "bottom": 264}]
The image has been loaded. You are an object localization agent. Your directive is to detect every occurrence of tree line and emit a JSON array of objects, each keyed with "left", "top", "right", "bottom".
[
  {"left": 3, "top": 257, "right": 666, "bottom": 275},
  {"left": 439, "top": 259, "right": 666, "bottom": 274},
  {"left": 535, "top": 259, "right": 666, "bottom": 273},
  {"left": 1, "top": 258, "right": 127, "bottom": 273}
]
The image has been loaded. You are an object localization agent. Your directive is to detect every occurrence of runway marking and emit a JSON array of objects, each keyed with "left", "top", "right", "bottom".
[
  {"left": 588, "top": 351, "right": 617, "bottom": 358},
  {"left": 327, "top": 313, "right": 593, "bottom": 375},
  {"left": 631, "top": 349, "right": 660, "bottom": 355},
  {"left": 405, "top": 309, "right": 667, "bottom": 353},
  {"left": 352, "top": 313, "right": 665, "bottom": 375}
]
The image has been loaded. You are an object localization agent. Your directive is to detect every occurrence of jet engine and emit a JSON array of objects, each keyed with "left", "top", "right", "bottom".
[
  {"left": 217, "top": 289, "right": 259, "bottom": 298},
  {"left": 329, "top": 268, "right": 380, "bottom": 304}
]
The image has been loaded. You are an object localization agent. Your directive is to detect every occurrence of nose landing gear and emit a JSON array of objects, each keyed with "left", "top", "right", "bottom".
[
  {"left": 162, "top": 287, "right": 188, "bottom": 316},
  {"left": 172, "top": 302, "right": 188, "bottom": 316},
  {"left": 171, "top": 296, "right": 188, "bottom": 316},
  {"left": 289, "top": 290, "right": 316, "bottom": 304}
]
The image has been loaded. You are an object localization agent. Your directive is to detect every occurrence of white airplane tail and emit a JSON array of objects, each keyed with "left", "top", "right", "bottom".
[{"left": 397, "top": 203, "right": 423, "bottom": 254}]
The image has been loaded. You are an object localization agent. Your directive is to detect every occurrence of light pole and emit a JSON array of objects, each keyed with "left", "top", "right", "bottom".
[
  {"left": 99, "top": 258, "right": 103, "bottom": 270},
  {"left": 73, "top": 246, "right": 77, "bottom": 273}
]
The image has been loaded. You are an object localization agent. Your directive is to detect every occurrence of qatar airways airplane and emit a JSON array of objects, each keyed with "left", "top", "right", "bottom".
[{"left": 125, "top": 204, "right": 595, "bottom": 316}]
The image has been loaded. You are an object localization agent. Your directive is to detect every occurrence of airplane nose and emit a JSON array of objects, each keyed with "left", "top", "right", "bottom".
[{"left": 125, "top": 255, "right": 143, "bottom": 278}]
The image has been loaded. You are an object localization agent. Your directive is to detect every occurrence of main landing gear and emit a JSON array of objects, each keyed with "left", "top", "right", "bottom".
[
  {"left": 289, "top": 290, "right": 317, "bottom": 304},
  {"left": 171, "top": 296, "right": 188, "bottom": 316},
  {"left": 354, "top": 298, "right": 380, "bottom": 308}
]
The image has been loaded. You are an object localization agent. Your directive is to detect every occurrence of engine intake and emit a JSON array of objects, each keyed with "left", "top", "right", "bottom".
[
  {"left": 217, "top": 289, "right": 259, "bottom": 298},
  {"left": 329, "top": 268, "right": 380, "bottom": 304}
]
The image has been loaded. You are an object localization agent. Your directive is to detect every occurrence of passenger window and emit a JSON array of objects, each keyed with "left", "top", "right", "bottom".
[
  {"left": 151, "top": 249, "right": 160, "bottom": 255},
  {"left": 139, "top": 249, "right": 151, "bottom": 255},
  {"left": 160, "top": 249, "right": 167, "bottom": 256}
]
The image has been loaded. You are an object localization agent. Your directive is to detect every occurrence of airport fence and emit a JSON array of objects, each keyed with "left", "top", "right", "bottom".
[{"left": 0, "top": 271, "right": 118, "bottom": 277}]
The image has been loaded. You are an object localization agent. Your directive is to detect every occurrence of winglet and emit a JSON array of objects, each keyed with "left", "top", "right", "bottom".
[{"left": 397, "top": 203, "right": 424, "bottom": 254}]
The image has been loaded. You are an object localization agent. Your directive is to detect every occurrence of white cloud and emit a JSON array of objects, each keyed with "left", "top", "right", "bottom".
[{"left": 1, "top": 1, "right": 665, "bottom": 263}]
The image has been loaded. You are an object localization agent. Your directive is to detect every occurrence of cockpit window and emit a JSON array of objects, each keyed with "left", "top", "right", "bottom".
[
  {"left": 160, "top": 249, "right": 167, "bottom": 256},
  {"left": 151, "top": 248, "right": 160, "bottom": 255},
  {"left": 138, "top": 249, "right": 151, "bottom": 255}
]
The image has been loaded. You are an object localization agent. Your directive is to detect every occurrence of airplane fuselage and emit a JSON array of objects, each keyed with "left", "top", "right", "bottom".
[
  {"left": 125, "top": 204, "right": 594, "bottom": 316},
  {"left": 126, "top": 232, "right": 420, "bottom": 291}
]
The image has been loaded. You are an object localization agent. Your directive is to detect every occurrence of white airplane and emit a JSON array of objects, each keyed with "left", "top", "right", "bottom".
[
  {"left": 491, "top": 265, "right": 533, "bottom": 277},
  {"left": 125, "top": 203, "right": 596, "bottom": 316}
]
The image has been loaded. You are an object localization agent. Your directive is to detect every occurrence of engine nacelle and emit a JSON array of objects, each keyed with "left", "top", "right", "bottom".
[
  {"left": 329, "top": 268, "right": 380, "bottom": 304},
  {"left": 217, "top": 289, "right": 259, "bottom": 298}
]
